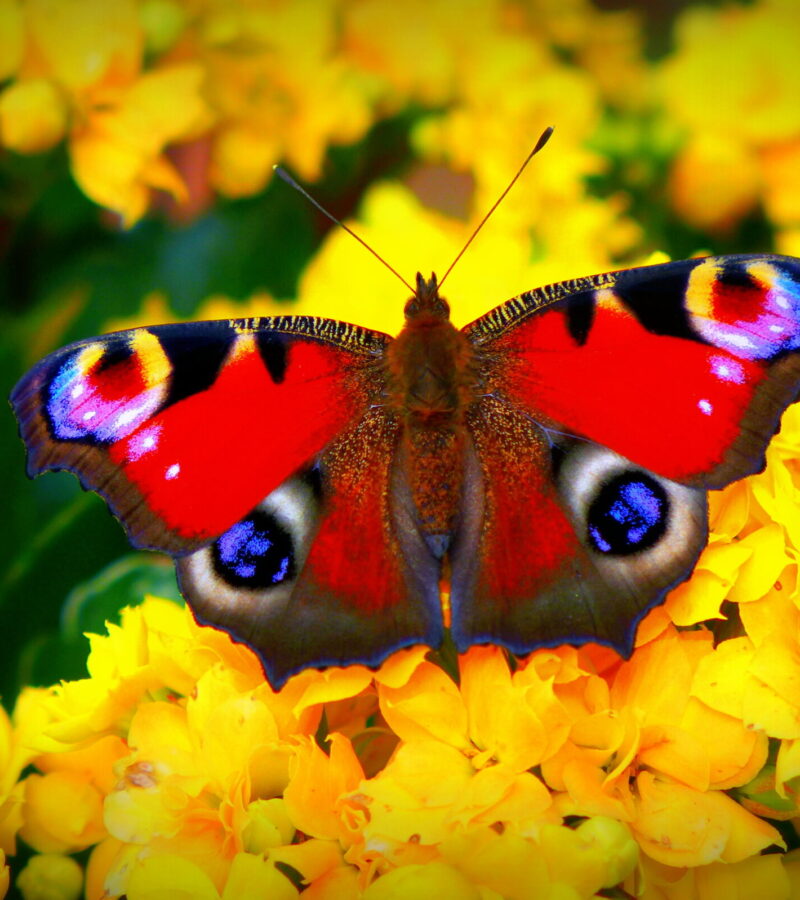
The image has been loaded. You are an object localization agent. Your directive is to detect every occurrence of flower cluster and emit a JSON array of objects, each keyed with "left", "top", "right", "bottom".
[
  {"left": 659, "top": 0, "right": 800, "bottom": 241},
  {"left": 2, "top": 397, "right": 800, "bottom": 898},
  {"left": 0, "top": 0, "right": 643, "bottom": 251},
  {"left": 4, "top": 0, "right": 799, "bottom": 252}
]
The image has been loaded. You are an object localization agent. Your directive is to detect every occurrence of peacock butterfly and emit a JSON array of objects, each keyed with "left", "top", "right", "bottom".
[{"left": 10, "top": 253, "right": 800, "bottom": 688}]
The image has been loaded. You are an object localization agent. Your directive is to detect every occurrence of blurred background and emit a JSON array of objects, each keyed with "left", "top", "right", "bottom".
[{"left": 2, "top": 0, "right": 799, "bottom": 703}]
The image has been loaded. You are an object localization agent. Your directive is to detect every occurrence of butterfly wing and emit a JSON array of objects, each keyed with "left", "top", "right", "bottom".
[
  {"left": 453, "top": 254, "right": 800, "bottom": 656},
  {"left": 12, "top": 317, "right": 387, "bottom": 552},
  {"left": 11, "top": 316, "right": 443, "bottom": 686}
]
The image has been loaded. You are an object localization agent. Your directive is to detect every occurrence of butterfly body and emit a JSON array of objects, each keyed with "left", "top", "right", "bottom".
[
  {"left": 384, "top": 273, "right": 480, "bottom": 541},
  {"left": 11, "top": 253, "right": 800, "bottom": 687}
]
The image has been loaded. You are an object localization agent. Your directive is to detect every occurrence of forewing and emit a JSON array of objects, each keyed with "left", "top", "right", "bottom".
[
  {"left": 465, "top": 254, "right": 800, "bottom": 488},
  {"left": 11, "top": 316, "right": 389, "bottom": 554}
]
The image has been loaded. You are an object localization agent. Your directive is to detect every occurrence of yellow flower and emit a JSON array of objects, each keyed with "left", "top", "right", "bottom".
[
  {"left": 0, "top": 697, "right": 38, "bottom": 859},
  {"left": 660, "top": 1, "right": 800, "bottom": 145},
  {"left": 4, "top": 536, "right": 800, "bottom": 899},
  {"left": 637, "top": 852, "right": 792, "bottom": 900},
  {"left": 19, "top": 771, "right": 106, "bottom": 854},
  {"left": 123, "top": 851, "right": 299, "bottom": 900},
  {"left": 632, "top": 771, "right": 781, "bottom": 867},
  {"left": 761, "top": 140, "right": 800, "bottom": 229},
  {"left": 666, "top": 134, "right": 761, "bottom": 233},
  {"left": 344, "top": 0, "right": 499, "bottom": 110},
  {"left": 24, "top": 0, "right": 141, "bottom": 96},
  {"left": 660, "top": 0, "right": 800, "bottom": 233},
  {"left": 0, "top": 0, "right": 211, "bottom": 224},
  {"left": 0, "top": 0, "right": 24, "bottom": 82},
  {"left": 0, "top": 78, "right": 68, "bottom": 152},
  {"left": 189, "top": 0, "right": 377, "bottom": 195},
  {"left": 15, "top": 854, "right": 83, "bottom": 900},
  {"left": 361, "top": 859, "right": 479, "bottom": 900},
  {"left": 70, "top": 64, "right": 209, "bottom": 225},
  {"left": 284, "top": 734, "right": 364, "bottom": 845}
]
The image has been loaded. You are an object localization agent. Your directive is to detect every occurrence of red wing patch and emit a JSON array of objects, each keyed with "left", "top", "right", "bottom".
[
  {"left": 109, "top": 335, "right": 370, "bottom": 542},
  {"left": 468, "top": 255, "right": 800, "bottom": 489}
]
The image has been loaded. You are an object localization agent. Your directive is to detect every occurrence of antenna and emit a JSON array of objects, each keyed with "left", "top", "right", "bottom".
[
  {"left": 273, "top": 165, "right": 415, "bottom": 294},
  {"left": 437, "top": 126, "right": 554, "bottom": 290}
]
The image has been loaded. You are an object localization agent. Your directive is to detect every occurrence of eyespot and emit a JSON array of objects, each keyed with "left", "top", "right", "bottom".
[
  {"left": 46, "top": 332, "right": 170, "bottom": 443},
  {"left": 556, "top": 440, "right": 707, "bottom": 591},
  {"left": 212, "top": 510, "right": 295, "bottom": 588},
  {"left": 587, "top": 472, "right": 668, "bottom": 555},
  {"left": 176, "top": 470, "right": 321, "bottom": 624}
]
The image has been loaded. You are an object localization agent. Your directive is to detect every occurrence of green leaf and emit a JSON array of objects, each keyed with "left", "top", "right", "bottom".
[{"left": 61, "top": 554, "right": 183, "bottom": 640}]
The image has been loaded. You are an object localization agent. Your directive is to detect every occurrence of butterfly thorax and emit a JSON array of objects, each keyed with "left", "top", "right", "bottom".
[{"left": 384, "top": 273, "right": 480, "bottom": 537}]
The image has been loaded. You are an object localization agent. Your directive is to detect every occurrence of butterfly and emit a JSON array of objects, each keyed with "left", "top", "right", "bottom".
[{"left": 11, "top": 253, "right": 800, "bottom": 688}]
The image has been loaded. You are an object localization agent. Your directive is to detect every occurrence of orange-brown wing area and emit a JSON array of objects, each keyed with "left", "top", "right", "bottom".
[
  {"left": 176, "top": 409, "right": 444, "bottom": 688},
  {"left": 465, "top": 254, "right": 800, "bottom": 490},
  {"left": 449, "top": 398, "right": 708, "bottom": 658},
  {"left": 11, "top": 317, "right": 388, "bottom": 554}
]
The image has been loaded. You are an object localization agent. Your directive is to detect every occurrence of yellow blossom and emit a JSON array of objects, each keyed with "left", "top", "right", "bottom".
[
  {"left": 660, "top": 2, "right": 800, "bottom": 145},
  {"left": 25, "top": 0, "right": 141, "bottom": 96},
  {"left": 85, "top": 838, "right": 124, "bottom": 900},
  {"left": 301, "top": 865, "right": 360, "bottom": 900},
  {"left": 2, "top": 561, "right": 799, "bottom": 898},
  {"left": 762, "top": 140, "right": 800, "bottom": 229},
  {"left": 70, "top": 64, "right": 208, "bottom": 225},
  {"left": 283, "top": 734, "right": 364, "bottom": 845},
  {"left": 635, "top": 852, "right": 793, "bottom": 900},
  {"left": 632, "top": 771, "right": 782, "bottom": 867},
  {"left": 660, "top": 0, "right": 800, "bottom": 232},
  {"left": 124, "top": 851, "right": 299, "bottom": 900},
  {"left": 361, "top": 860, "right": 479, "bottom": 900},
  {"left": 0, "top": 78, "right": 68, "bottom": 152},
  {"left": 694, "top": 635, "right": 800, "bottom": 739},
  {"left": 15, "top": 854, "right": 83, "bottom": 900},
  {"left": 19, "top": 771, "right": 106, "bottom": 854},
  {"left": 667, "top": 134, "right": 761, "bottom": 232},
  {"left": 0, "top": 0, "right": 24, "bottom": 82}
]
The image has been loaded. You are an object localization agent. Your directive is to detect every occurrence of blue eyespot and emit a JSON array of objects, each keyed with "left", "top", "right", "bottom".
[
  {"left": 587, "top": 473, "right": 668, "bottom": 556},
  {"left": 212, "top": 512, "right": 295, "bottom": 588}
]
